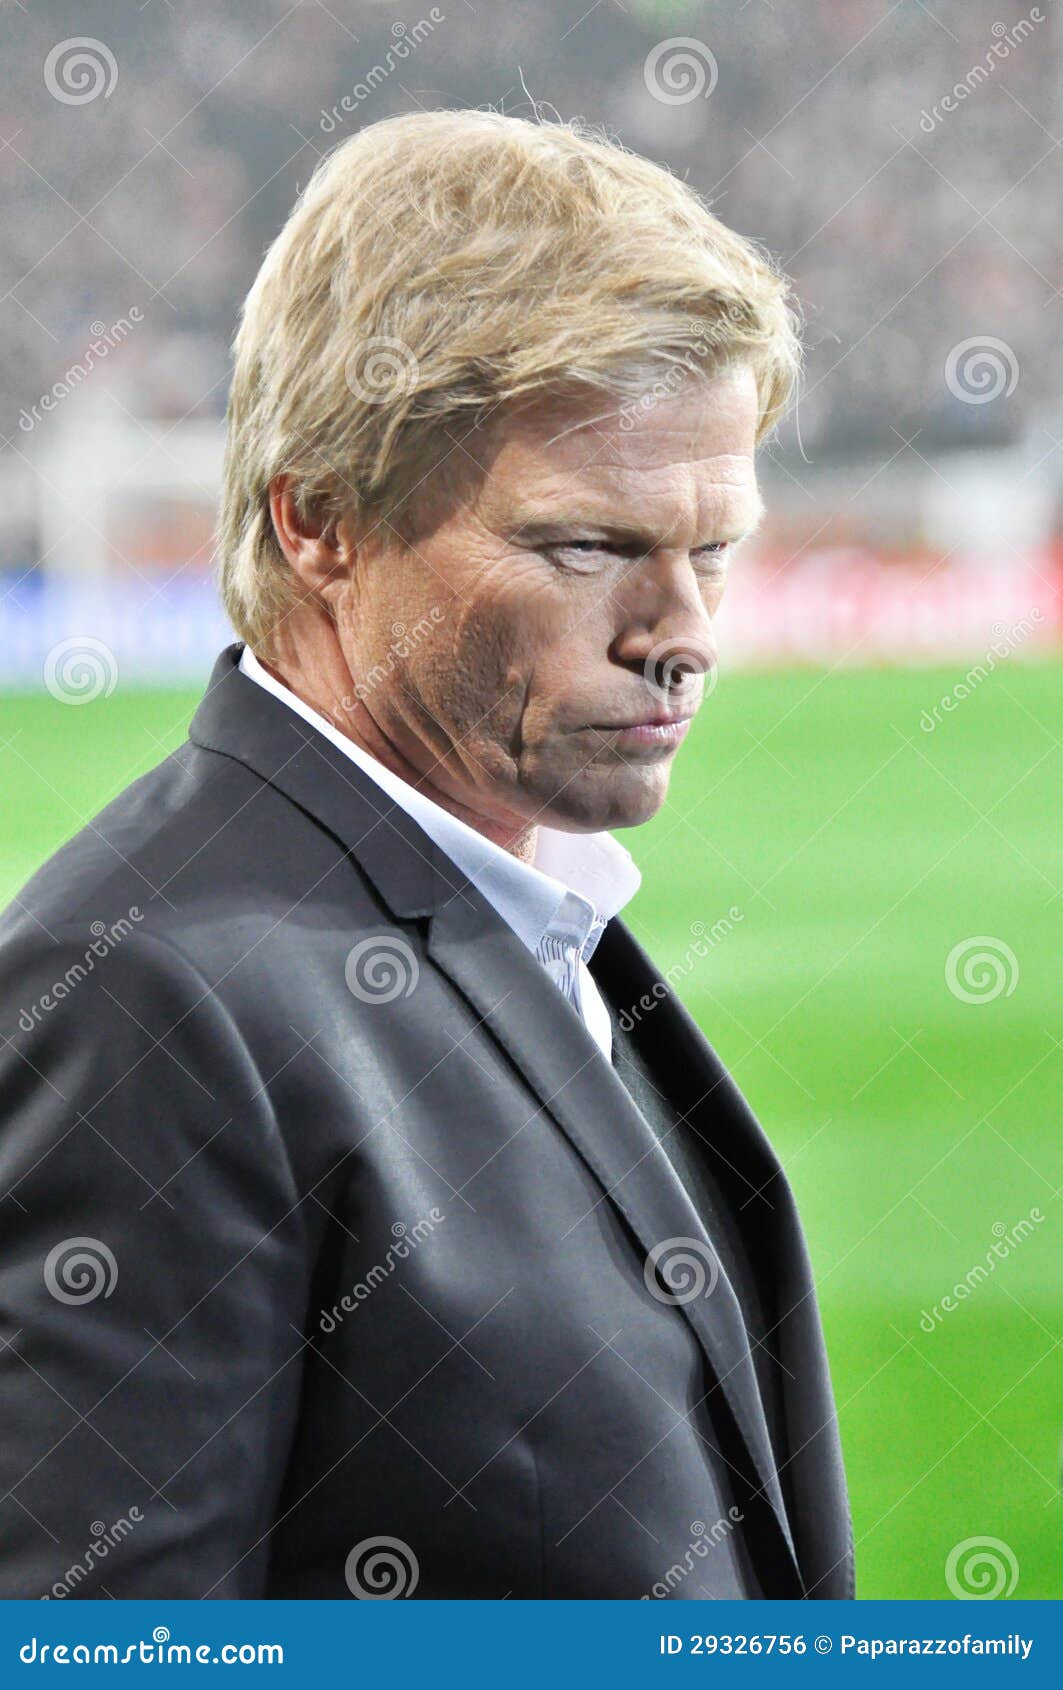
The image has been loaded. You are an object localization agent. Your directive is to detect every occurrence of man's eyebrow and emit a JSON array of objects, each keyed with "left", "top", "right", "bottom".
[{"left": 506, "top": 497, "right": 766, "bottom": 549}]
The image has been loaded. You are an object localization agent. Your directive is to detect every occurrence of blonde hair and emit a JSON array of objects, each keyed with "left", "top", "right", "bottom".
[{"left": 217, "top": 109, "right": 801, "bottom": 649}]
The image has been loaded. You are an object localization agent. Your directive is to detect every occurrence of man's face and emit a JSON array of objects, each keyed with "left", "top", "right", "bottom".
[{"left": 338, "top": 363, "right": 762, "bottom": 834}]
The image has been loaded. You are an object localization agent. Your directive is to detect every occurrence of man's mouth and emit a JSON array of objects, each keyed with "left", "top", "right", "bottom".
[{"left": 584, "top": 713, "right": 695, "bottom": 750}]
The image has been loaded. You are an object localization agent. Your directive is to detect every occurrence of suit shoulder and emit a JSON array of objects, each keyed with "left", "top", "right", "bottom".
[{"left": 0, "top": 738, "right": 337, "bottom": 951}]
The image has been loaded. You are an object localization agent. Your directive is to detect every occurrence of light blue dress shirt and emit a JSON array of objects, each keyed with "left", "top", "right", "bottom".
[{"left": 238, "top": 646, "right": 641, "bottom": 1061}]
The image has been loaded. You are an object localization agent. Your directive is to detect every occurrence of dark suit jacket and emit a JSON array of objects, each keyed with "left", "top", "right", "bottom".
[{"left": 0, "top": 643, "right": 853, "bottom": 1600}]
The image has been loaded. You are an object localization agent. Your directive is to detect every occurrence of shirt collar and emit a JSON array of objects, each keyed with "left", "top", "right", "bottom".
[{"left": 238, "top": 645, "right": 641, "bottom": 961}]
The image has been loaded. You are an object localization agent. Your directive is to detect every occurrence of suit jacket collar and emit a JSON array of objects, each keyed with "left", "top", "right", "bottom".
[{"left": 189, "top": 643, "right": 459, "bottom": 921}]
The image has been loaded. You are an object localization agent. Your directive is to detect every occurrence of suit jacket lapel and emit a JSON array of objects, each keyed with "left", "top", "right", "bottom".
[{"left": 592, "top": 916, "right": 852, "bottom": 1597}]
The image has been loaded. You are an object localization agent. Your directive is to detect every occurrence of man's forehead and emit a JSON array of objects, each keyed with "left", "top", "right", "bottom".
[
  {"left": 532, "top": 448, "right": 759, "bottom": 494},
  {"left": 486, "top": 368, "right": 757, "bottom": 476},
  {"left": 486, "top": 436, "right": 762, "bottom": 537},
  {"left": 470, "top": 370, "right": 763, "bottom": 540},
  {"left": 561, "top": 403, "right": 753, "bottom": 463}
]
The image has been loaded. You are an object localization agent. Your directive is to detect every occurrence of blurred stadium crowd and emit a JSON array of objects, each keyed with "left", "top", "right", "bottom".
[
  {"left": 4, "top": 0, "right": 1061, "bottom": 441},
  {"left": 1, "top": 0, "right": 1061, "bottom": 656}
]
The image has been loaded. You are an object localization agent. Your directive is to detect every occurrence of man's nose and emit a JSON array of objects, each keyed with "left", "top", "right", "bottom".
[{"left": 610, "top": 554, "right": 718, "bottom": 685}]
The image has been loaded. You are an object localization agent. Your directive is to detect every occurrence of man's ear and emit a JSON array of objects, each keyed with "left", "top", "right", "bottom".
[{"left": 268, "top": 475, "right": 355, "bottom": 606}]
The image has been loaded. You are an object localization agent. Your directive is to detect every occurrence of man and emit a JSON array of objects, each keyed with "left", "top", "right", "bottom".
[{"left": 0, "top": 110, "right": 853, "bottom": 1599}]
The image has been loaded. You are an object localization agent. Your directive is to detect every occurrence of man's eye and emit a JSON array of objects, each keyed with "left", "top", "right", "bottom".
[
  {"left": 543, "top": 542, "right": 607, "bottom": 572},
  {"left": 543, "top": 540, "right": 730, "bottom": 572},
  {"left": 692, "top": 542, "right": 729, "bottom": 570}
]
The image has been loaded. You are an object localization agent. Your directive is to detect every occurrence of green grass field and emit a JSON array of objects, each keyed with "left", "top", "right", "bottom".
[{"left": 3, "top": 659, "right": 1061, "bottom": 1599}]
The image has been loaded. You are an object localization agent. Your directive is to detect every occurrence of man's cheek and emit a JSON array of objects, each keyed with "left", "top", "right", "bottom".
[{"left": 450, "top": 603, "right": 520, "bottom": 688}]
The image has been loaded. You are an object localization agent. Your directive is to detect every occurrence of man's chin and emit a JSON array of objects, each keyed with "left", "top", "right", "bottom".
[{"left": 535, "top": 766, "right": 671, "bottom": 832}]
